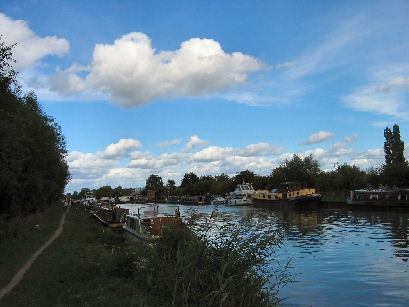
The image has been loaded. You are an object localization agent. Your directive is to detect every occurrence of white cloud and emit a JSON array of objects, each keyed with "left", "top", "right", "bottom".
[
  {"left": 372, "top": 121, "right": 393, "bottom": 128},
  {"left": 102, "top": 138, "right": 142, "bottom": 159},
  {"left": 344, "top": 64, "right": 409, "bottom": 119},
  {"left": 327, "top": 142, "right": 354, "bottom": 157},
  {"left": 300, "top": 131, "right": 336, "bottom": 145},
  {"left": 67, "top": 151, "right": 118, "bottom": 180},
  {"left": 182, "top": 135, "right": 209, "bottom": 152},
  {"left": 129, "top": 150, "right": 152, "bottom": 160},
  {"left": 345, "top": 86, "right": 409, "bottom": 119},
  {"left": 49, "top": 67, "right": 87, "bottom": 96},
  {"left": 220, "top": 92, "right": 284, "bottom": 106},
  {"left": 237, "top": 143, "right": 285, "bottom": 157},
  {"left": 190, "top": 146, "right": 234, "bottom": 162},
  {"left": 65, "top": 137, "right": 387, "bottom": 193},
  {"left": 157, "top": 138, "right": 182, "bottom": 148},
  {"left": 0, "top": 13, "right": 69, "bottom": 70},
  {"left": 343, "top": 134, "right": 359, "bottom": 143},
  {"left": 377, "top": 77, "right": 409, "bottom": 92},
  {"left": 276, "top": 61, "right": 296, "bottom": 69},
  {"left": 51, "top": 32, "right": 264, "bottom": 106}
]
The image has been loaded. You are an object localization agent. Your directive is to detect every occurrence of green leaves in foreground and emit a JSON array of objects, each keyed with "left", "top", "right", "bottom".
[{"left": 121, "top": 210, "right": 291, "bottom": 307}]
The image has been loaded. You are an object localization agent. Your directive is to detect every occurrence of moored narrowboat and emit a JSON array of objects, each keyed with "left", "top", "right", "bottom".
[
  {"left": 348, "top": 188, "right": 409, "bottom": 207},
  {"left": 123, "top": 207, "right": 182, "bottom": 240},
  {"left": 93, "top": 204, "right": 129, "bottom": 230}
]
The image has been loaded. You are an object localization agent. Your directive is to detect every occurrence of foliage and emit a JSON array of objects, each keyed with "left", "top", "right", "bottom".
[
  {"left": 384, "top": 124, "right": 406, "bottom": 166},
  {"left": 1, "top": 206, "right": 287, "bottom": 306},
  {"left": 137, "top": 209, "right": 288, "bottom": 306},
  {"left": 233, "top": 169, "right": 255, "bottom": 185},
  {"left": 271, "top": 154, "right": 320, "bottom": 187},
  {"left": 181, "top": 172, "right": 200, "bottom": 187},
  {"left": 0, "top": 36, "right": 17, "bottom": 93},
  {"left": 382, "top": 124, "right": 408, "bottom": 187},
  {"left": 146, "top": 174, "right": 164, "bottom": 190},
  {"left": 166, "top": 179, "right": 176, "bottom": 193},
  {"left": 94, "top": 185, "right": 113, "bottom": 199},
  {"left": 0, "top": 39, "right": 69, "bottom": 216}
]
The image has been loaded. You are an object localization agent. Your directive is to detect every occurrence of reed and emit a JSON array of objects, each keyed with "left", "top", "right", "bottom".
[{"left": 1, "top": 205, "right": 289, "bottom": 306}]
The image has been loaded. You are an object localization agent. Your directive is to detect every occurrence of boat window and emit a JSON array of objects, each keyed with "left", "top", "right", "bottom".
[
  {"left": 268, "top": 195, "right": 271, "bottom": 199},
  {"left": 398, "top": 193, "right": 408, "bottom": 200},
  {"left": 370, "top": 194, "right": 379, "bottom": 200}
]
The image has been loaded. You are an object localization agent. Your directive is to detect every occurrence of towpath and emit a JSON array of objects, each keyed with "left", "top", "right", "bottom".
[{"left": 0, "top": 211, "right": 67, "bottom": 300}]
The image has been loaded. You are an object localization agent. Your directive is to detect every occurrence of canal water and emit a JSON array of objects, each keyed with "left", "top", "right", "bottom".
[{"left": 121, "top": 203, "right": 409, "bottom": 306}]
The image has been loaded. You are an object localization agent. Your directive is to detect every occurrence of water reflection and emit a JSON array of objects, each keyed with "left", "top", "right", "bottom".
[{"left": 120, "top": 203, "right": 409, "bottom": 305}]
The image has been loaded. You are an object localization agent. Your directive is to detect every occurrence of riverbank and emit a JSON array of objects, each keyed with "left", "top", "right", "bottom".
[
  {"left": 0, "top": 205, "right": 282, "bottom": 306},
  {"left": 0, "top": 204, "right": 65, "bottom": 291},
  {"left": 321, "top": 190, "right": 348, "bottom": 202}
]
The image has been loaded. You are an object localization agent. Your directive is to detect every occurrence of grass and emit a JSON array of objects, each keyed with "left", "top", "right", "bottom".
[
  {"left": 0, "top": 204, "right": 65, "bottom": 290},
  {"left": 1, "top": 205, "right": 285, "bottom": 306}
]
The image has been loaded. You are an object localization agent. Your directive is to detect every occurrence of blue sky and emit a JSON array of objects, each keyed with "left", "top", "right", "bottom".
[{"left": 1, "top": 0, "right": 409, "bottom": 192}]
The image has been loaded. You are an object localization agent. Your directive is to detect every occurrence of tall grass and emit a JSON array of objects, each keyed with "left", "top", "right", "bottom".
[{"left": 1, "top": 206, "right": 289, "bottom": 306}]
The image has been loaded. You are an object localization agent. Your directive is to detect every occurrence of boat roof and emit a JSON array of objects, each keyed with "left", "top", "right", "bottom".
[{"left": 353, "top": 188, "right": 409, "bottom": 192}]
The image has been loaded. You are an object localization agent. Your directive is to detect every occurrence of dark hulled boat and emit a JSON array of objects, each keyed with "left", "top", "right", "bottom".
[{"left": 347, "top": 188, "right": 409, "bottom": 207}]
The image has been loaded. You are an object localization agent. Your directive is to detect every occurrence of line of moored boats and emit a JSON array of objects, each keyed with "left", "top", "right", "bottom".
[{"left": 75, "top": 182, "right": 409, "bottom": 241}]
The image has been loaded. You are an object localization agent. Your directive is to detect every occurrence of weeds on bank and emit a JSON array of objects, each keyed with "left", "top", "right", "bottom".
[
  {"left": 0, "top": 204, "right": 64, "bottom": 289},
  {"left": 1, "top": 205, "right": 290, "bottom": 306}
]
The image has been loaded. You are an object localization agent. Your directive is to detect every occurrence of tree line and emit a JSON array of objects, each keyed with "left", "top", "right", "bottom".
[
  {"left": 73, "top": 127, "right": 408, "bottom": 200},
  {"left": 0, "top": 38, "right": 70, "bottom": 216}
]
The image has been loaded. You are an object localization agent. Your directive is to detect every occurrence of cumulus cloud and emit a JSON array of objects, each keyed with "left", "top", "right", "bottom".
[
  {"left": 182, "top": 135, "right": 209, "bottom": 152},
  {"left": 0, "top": 13, "right": 69, "bottom": 70},
  {"left": 65, "top": 136, "right": 387, "bottom": 192},
  {"left": 51, "top": 32, "right": 264, "bottom": 106},
  {"left": 67, "top": 151, "right": 118, "bottom": 180},
  {"left": 102, "top": 139, "right": 142, "bottom": 159},
  {"left": 237, "top": 143, "right": 285, "bottom": 157},
  {"left": 190, "top": 146, "right": 234, "bottom": 162},
  {"left": 300, "top": 131, "right": 335, "bottom": 145},
  {"left": 49, "top": 67, "right": 87, "bottom": 96}
]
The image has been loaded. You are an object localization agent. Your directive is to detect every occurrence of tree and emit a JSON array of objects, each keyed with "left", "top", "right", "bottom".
[
  {"left": 166, "top": 179, "right": 176, "bottom": 194},
  {"left": 271, "top": 154, "right": 320, "bottom": 187},
  {"left": 94, "top": 186, "right": 113, "bottom": 199},
  {"left": 181, "top": 172, "right": 199, "bottom": 187},
  {"left": 252, "top": 175, "right": 269, "bottom": 190},
  {"left": 0, "top": 38, "right": 70, "bottom": 215},
  {"left": 383, "top": 124, "right": 408, "bottom": 187},
  {"left": 233, "top": 170, "right": 255, "bottom": 185},
  {"left": 384, "top": 124, "right": 406, "bottom": 166},
  {"left": 146, "top": 174, "right": 164, "bottom": 190},
  {"left": 113, "top": 186, "right": 123, "bottom": 198},
  {"left": 0, "top": 36, "right": 17, "bottom": 92},
  {"left": 333, "top": 164, "right": 366, "bottom": 190},
  {"left": 215, "top": 173, "right": 230, "bottom": 182}
]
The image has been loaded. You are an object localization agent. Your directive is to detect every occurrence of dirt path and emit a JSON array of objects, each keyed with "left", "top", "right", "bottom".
[{"left": 0, "top": 212, "right": 67, "bottom": 300}]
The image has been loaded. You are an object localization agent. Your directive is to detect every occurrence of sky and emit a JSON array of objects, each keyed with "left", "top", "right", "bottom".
[{"left": 1, "top": 0, "right": 409, "bottom": 193}]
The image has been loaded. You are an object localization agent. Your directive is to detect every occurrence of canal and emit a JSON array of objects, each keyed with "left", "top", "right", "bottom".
[{"left": 122, "top": 203, "right": 409, "bottom": 306}]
